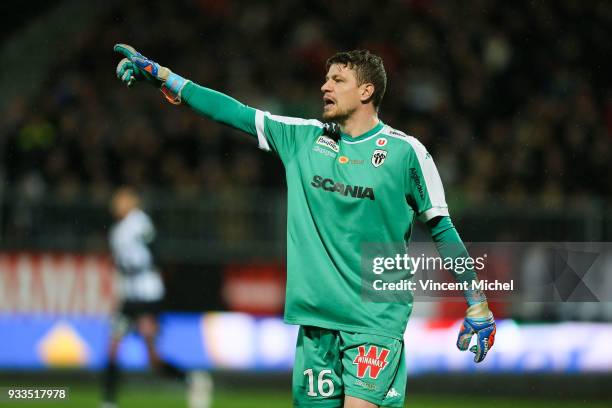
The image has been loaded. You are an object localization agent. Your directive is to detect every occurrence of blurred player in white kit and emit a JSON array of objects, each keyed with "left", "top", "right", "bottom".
[{"left": 101, "top": 187, "right": 212, "bottom": 408}]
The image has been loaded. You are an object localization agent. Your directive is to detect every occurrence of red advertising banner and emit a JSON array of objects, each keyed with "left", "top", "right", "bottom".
[
  {"left": 0, "top": 253, "right": 117, "bottom": 315},
  {"left": 222, "top": 264, "right": 286, "bottom": 315}
]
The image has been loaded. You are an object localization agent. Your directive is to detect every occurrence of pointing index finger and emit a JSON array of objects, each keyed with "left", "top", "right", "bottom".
[{"left": 113, "top": 43, "right": 138, "bottom": 59}]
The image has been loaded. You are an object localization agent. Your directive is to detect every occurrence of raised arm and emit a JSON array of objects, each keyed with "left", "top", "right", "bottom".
[
  {"left": 114, "top": 43, "right": 257, "bottom": 136},
  {"left": 181, "top": 83, "right": 257, "bottom": 135}
]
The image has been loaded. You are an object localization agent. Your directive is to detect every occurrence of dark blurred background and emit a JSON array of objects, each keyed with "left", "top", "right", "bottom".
[
  {"left": 1, "top": 0, "right": 611, "bottom": 310},
  {"left": 0, "top": 1, "right": 611, "bottom": 405}
]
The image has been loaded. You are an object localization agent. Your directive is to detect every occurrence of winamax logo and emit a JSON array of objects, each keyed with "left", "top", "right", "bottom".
[
  {"left": 311, "top": 175, "right": 375, "bottom": 200},
  {"left": 353, "top": 345, "right": 390, "bottom": 379}
]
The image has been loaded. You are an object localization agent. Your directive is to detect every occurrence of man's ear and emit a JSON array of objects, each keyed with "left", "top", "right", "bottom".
[{"left": 360, "top": 83, "right": 375, "bottom": 103}]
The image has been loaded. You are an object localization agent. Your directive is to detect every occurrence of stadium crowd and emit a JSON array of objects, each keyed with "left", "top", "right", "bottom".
[{"left": 1, "top": 0, "right": 610, "bottom": 210}]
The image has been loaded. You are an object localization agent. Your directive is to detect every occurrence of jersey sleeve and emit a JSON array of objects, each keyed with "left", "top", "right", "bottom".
[
  {"left": 182, "top": 82, "right": 257, "bottom": 136},
  {"left": 254, "top": 110, "right": 324, "bottom": 163},
  {"left": 181, "top": 82, "right": 322, "bottom": 163},
  {"left": 404, "top": 139, "right": 449, "bottom": 221}
]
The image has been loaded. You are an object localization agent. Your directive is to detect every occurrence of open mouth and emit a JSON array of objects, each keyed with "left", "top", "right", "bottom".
[{"left": 323, "top": 96, "right": 336, "bottom": 109}]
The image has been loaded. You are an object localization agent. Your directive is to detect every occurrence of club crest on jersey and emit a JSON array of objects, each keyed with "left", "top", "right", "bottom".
[
  {"left": 371, "top": 149, "right": 388, "bottom": 167},
  {"left": 316, "top": 136, "right": 339, "bottom": 153},
  {"left": 353, "top": 345, "right": 390, "bottom": 379},
  {"left": 376, "top": 137, "right": 387, "bottom": 147}
]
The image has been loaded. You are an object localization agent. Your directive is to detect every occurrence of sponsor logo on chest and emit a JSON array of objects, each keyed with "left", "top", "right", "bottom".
[
  {"left": 310, "top": 175, "right": 375, "bottom": 200},
  {"left": 312, "top": 145, "right": 337, "bottom": 158},
  {"left": 338, "top": 156, "right": 364, "bottom": 165},
  {"left": 316, "top": 135, "right": 340, "bottom": 152}
]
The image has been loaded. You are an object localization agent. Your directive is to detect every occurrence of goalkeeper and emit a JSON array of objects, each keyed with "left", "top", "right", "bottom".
[{"left": 114, "top": 44, "right": 496, "bottom": 408}]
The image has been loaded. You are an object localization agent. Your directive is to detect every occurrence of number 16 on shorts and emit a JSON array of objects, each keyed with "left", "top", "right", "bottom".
[{"left": 303, "top": 369, "right": 335, "bottom": 397}]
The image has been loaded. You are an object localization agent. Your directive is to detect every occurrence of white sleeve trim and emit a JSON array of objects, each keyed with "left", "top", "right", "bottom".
[
  {"left": 255, "top": 109, "right": 271, "bottom": 151},
  {"left": 405, "top": 135, "right": 448, "bottom": 210},
  {"left": 266, "top": 113, "right": 323, "bottom": 127},
  {"left": 418, "top": 206, "right": 450, "bottom": 222}
]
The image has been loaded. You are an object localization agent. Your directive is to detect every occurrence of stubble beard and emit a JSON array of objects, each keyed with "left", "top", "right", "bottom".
[{"left": 322, "top": 105, "right": 355, "bottom": 125}]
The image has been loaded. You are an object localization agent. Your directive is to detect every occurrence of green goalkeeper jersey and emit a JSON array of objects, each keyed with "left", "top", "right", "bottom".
[{"left": 182, "top": 83, "right": 449, "bottom": 339}]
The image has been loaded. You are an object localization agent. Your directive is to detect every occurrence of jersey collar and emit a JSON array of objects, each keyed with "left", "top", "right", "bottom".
[{"left": 340, "top": 121, "right": 385, "bottom": 143}]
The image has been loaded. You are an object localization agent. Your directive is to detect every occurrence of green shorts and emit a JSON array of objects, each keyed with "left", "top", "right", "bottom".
[{"left": 292, "top": 326, "right": 406, "bottom": 407}]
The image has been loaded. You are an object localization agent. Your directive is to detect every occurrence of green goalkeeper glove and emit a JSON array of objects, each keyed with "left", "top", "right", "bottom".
[{"left": 114, "top": 43, "right": 190, "bottom": 104}]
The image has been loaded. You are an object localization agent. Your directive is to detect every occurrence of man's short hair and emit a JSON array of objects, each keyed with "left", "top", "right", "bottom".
[{"left": 326, "top": 50, "right": 387, "bottom": 109}]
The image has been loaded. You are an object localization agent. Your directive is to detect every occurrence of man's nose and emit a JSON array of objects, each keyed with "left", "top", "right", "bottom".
[{"left": 321, "top": 80, "right": 332, "bottom": 93}]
